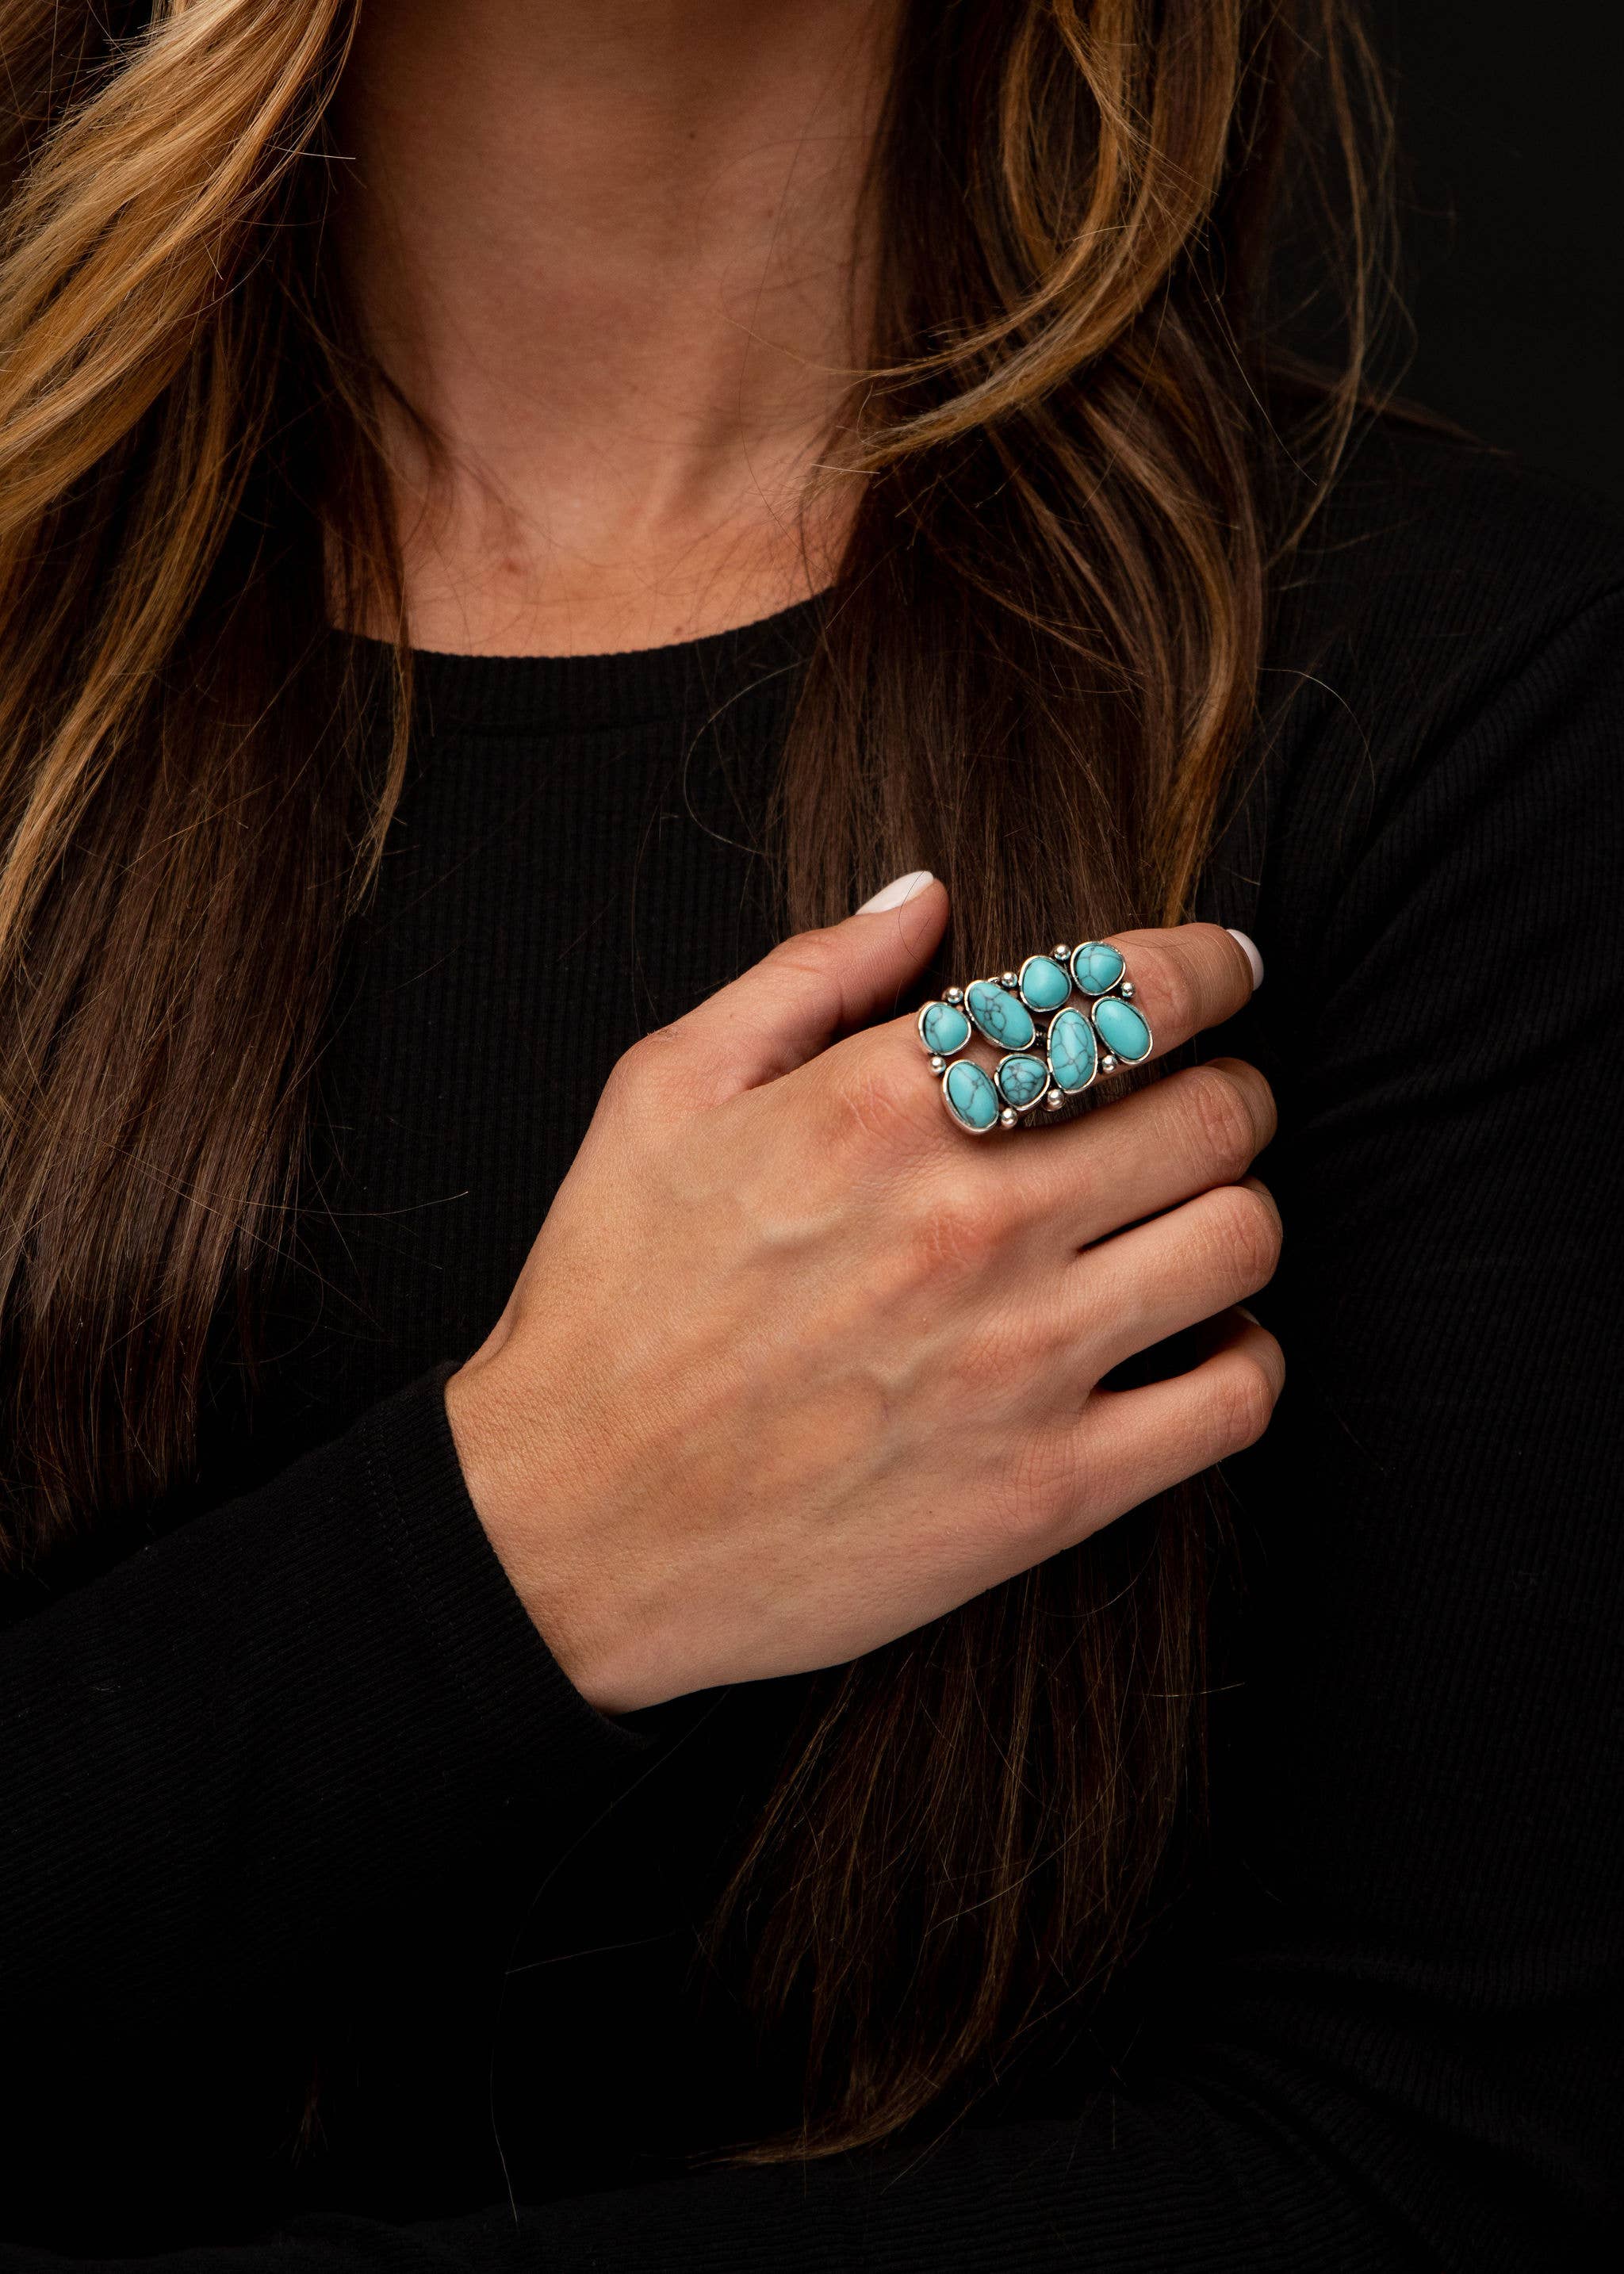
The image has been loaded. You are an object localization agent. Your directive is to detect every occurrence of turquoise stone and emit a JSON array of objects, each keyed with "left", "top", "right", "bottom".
[
  {"left": 1093, "top": 993, "right": 1151, "bottom": 1062},
  {"left": 996, "top": 1051, "right": 1049, "bottom": 1109},
  {"left": 1070, "top": 941, "right": 1126, "bottom": 995},
  {"left": 1047, "top": 1006, "right": 1097, "bottom": 1093},
  {"left": 965, "top": 979, "right": 1036, "bottom": 1051},
  {"left": 919, "top": 999, "right": 971, "bottom": 1057},
  {"left": 944, "top": 1059, "right": 999, "bottom": 1131},
  {"left": 1017, "top": 954, "right": 1072, "bottom": 1013}
]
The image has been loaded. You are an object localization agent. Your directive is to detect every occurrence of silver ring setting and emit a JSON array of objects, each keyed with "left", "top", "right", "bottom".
[{"left": 917, "top": 938, "right": 1153, "bottom": 1133}]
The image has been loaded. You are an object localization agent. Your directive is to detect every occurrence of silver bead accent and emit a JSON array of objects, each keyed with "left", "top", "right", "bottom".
[
  {"left": 929, "top": 1053, "right": 945, "bottom": 1074},
  {"left": 1044, "top": 1087, "right": 1064, "bottom": 1110},
  {"left": 1000, "top": 971, "right": 1018, "bottom": 990},
  {"left": 999, "top": 1107, "right": 1018, "bottom": 1127},
  {"left": 1052, "top": 944, "right": 1071, "bottom": 963},
  {"left": 1101, "top": 1053, "right": 1118, "bottom": 1074},
  {"left": 944, "top": 986, "right": 963, "bottom": 1005},
  {"left": 1119, "top": 980, "right": 1136, "bottom": 998}
]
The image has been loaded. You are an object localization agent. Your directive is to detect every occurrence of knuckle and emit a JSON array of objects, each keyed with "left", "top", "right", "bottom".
[
  {"left": 605, "top": 1031, "right": 667, "bottom": 1101},
  {"left": 1181, "top": 1066, "right": 1259, "bottom": 1181},
  {"left": 1151, "top": 948, "right": 1197, "bottom": 1040},
  {"left": 987, "top": 1428, "right": 1078, "bottom": 1555},
  {"left": 906, "top": 1176, "right": 1004, "bottom": 1274},
  {"left": 768, "top": 927, "right": 842, "bottom": 987},
  {"left": 1208, "top": 1055, "right": 1277, "bottom": 1147},
  {"left": 1209, "top": 1184, "right": 1281, "bottom": 1287},
  {"left": 825, "top": 1047, "right": 924, "bottom": 1154},
  {"left": 1211, "top": 1355, "right": 1279, "bottom": 1453},
  {"left": 982, "top": 1293, "right": 1063, "bottom": 1377},
  {"left": 1032, "top": 1428, "right": 1090, "bottom": 1534}
]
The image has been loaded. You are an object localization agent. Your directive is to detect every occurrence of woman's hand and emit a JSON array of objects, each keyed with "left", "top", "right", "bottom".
[{"left": 446, "top": 882, "right": 1281, "bottom": 1714}]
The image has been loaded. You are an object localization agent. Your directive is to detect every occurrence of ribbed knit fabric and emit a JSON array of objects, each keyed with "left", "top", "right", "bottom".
[{"left": 1, "top": 427, "right": 1620, "bottom": 2270}]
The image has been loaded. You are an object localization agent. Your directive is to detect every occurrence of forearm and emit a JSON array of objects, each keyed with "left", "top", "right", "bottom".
[{"left": 0, "top": 1369, "right": 640, "bottom": 2019}]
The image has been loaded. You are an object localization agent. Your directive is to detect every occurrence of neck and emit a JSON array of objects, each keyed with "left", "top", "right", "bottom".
[{"left": 333, "top": 0, "right": 898, "bottom": 656}]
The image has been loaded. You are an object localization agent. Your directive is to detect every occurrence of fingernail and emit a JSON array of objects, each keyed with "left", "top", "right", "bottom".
[
  {"left": 1226, "top": 928, "right": 1264, "bottom": 989},
  {"left": 857, "top": 870, "right": 934, "bottom": 914},
  {"left": 1236, "top": 1304, "right": 1262, "bottom": 1327}
]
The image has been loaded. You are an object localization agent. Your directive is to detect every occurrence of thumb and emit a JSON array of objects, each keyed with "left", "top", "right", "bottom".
[{"left": 650, "top": 871, "right": 947, "bottom": 1103}]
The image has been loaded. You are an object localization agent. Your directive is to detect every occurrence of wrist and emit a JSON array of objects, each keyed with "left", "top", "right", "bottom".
[{"left": 443, "top": 1343, "right": 619, "bottom": 1707}]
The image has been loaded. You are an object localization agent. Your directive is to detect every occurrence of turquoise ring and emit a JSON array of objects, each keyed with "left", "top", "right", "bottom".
[{"left": 917, "top": 940, "right": 1153, "bottom": 1133}]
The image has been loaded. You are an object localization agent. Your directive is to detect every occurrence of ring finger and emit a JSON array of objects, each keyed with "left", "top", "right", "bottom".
[
  {"left": 1062, "top": 1174, "right": 1284, "bottom": 1381},
  {"left": 1014, "top": 1056, "right": 1277, "bottom": 1253}
]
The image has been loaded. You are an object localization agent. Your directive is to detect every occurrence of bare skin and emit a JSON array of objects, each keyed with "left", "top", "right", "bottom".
[
  {"left": 447, "top": 889, "right": 1282, "bottom": 1713},
  {"left": 333, "top": 0, "right": 895, "bottom": 653},
  {"left": 335, "top": 6, "right": 1285, "bottom": 1715}
]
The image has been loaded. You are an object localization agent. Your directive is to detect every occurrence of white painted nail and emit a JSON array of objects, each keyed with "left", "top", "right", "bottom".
[
  {"left": 1226, "top": 928, "right": 1264, "bottom": 989},
  {"left": 857, "top": 870, "right": 935, "bottom": 915}
]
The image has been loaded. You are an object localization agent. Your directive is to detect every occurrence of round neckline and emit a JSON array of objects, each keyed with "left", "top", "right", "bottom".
[{"left": 344, "top": 594, "right": 827, "bottom": 739}]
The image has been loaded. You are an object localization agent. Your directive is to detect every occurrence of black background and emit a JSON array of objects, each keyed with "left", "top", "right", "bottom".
[{"left": 1373, "top": 4, "right": 1622, "bottom": 506}]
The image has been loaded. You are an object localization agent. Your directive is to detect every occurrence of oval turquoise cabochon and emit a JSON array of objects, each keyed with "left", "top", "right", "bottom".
[
  {"left": 944, "top": 1059, "right": 1000, "bottom": 1131},
  {"left": 919, "top": 1000, "right": 971, "bottom": 1058},
  {"left": 1017, "top": 954, "right": 1072, "bottom": 1013},
  {"left": 964, "top": 979, "right": 1037, "bottom": 1051},
  {"left": 1047, "top": 1007, "right": 1097, "bottom": 1093},
  {"left": 1092, "top": 993, "right": 1151, "bottom": 1062},
  {"left": 996, "top": 1052, "right": 1049, "bottom": 1109},
  {"left": 1070, "top": 941, "right": 1125, "bottom": 995}
]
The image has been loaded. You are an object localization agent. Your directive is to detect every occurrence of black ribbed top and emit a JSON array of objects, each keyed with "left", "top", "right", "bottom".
[
  {"left": 408, "top": 595, "right": 824, "bottom": 736},
  {"left": 2, "top": 427, "right": 1621, "bottom": 2268}
]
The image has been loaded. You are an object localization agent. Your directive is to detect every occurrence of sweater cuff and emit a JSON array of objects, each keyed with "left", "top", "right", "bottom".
[{"left": 357, "top": 1365, "right": 648, "bottom": 1794}]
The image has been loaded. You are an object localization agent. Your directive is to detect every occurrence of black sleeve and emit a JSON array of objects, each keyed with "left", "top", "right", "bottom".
[
  {"left": 6, "top": 574, "right": 1618, "bottom": 2268},
  {"left": 0, "top": 1370, "right": 642, "bottom": 2025}
]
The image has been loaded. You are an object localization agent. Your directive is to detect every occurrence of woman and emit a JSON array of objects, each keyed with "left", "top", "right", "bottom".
[{"left": 0, "top": 0, "right": 1618, "bottom": 2263}]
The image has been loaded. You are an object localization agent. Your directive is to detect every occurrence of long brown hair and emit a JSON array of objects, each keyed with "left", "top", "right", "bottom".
[{"left": 0, "top": 0, "right": 1391, "bottom": 2158}]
